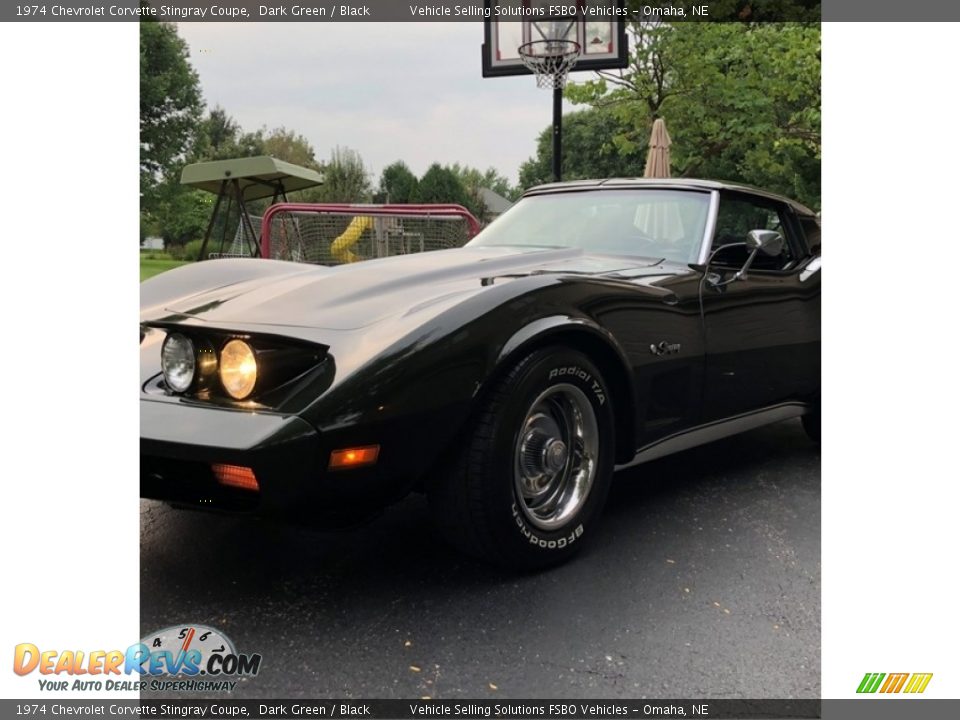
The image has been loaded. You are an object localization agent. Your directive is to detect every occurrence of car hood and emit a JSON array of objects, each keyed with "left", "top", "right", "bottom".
[{"left": 144, "top": 246, "right": 675, "bottom": 332}]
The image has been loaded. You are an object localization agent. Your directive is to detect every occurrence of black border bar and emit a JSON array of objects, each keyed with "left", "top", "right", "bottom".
[{"left": 4, "top": 1, "right": 958, "bottom": 22}]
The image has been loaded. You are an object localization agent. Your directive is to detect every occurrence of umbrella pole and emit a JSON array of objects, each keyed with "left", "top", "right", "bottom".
[{"left": 552, "top": 86, "right": 563, "bottom": 182}]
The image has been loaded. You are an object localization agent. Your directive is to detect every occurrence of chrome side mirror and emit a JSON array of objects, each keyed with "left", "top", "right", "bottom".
[
  {"left": 733, "top": 229, "right": 784, "bottom": 281},
  {"left": 747, "top": 229, "right": 785, "bottom": 257},
  {"left": 706, "top": 229, "right": 784, "bottom": 288}
]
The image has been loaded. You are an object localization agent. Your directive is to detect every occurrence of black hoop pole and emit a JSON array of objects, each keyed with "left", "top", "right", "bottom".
[
  {"left": 518, "top": 39, "right": 577, "bottom": 182},
  {"left": 552, "top": 85, "right": 563, "bottom": 182}
]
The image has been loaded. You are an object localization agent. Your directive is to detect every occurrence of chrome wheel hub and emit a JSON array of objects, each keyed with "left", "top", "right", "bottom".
[
  {"left": 513, "top": 383, "right": 599, "bottom": 531},
  {"left": 544, "top": 439, "right": 568, "bottom": 473}
]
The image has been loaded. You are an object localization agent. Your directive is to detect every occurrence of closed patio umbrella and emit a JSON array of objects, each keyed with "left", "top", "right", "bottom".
[
  {"left": 643, "top": 118, "right": 672, "bottom": 178},
  {"left": 639, "top": 118, "right": 683, "bottom": 243}
]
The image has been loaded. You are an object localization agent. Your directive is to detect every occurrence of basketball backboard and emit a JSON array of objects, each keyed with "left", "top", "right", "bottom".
[{"left": 482, "top": 0, "right": 628, "bottom": 78}]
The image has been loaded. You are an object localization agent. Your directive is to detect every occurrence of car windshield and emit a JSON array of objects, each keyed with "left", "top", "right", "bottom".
[{"left": 468, "top": 189, "right": 711, "bottom": 264}]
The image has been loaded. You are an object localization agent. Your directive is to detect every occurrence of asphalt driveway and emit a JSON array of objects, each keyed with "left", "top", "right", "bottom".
[{"left": 140, "top": 418, "right": 820, "bottom": 699}]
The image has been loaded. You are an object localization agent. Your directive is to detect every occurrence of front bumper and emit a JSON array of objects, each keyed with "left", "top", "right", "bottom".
[
  {"left": 140, "top": 397, "right": 452, "bottom": 522},
  {"left": 141, "top": 399, "right": 324, "bottom": 516}
]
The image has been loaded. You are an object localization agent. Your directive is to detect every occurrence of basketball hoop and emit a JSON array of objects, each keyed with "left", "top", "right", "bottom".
[{"left": 518, "top": 39, "right": 582, "bottom": 90}]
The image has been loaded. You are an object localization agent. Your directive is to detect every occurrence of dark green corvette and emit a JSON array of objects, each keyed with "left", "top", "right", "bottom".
[{"left": 140, "top": 179, "right": 820, "bottom": 568}]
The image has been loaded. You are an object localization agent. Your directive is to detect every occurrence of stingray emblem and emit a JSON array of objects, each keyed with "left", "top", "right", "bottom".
[{"left": 650, "top": 341, "right": 681, "bottom": 356}]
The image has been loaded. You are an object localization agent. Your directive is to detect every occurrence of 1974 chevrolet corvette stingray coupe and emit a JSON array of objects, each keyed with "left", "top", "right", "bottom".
[{"left": 141, "top": 179, "right": 821, "bottom": 568}]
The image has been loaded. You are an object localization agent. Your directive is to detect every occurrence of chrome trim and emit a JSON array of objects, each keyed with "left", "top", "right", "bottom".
[
  {"left": 522, "top": 180, "right": 815, "bottom": 217},
  {"left": 696, "top": 190, "right": 720, "bottom": 265},
  {"left": 800, "top": 257, "right": 822, "bottom": 282},
  {"left": 615, "top": 402, "right": 810, "bottom": 471}
]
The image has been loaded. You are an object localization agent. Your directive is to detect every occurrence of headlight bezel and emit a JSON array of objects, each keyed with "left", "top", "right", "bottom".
[{"left": 145, "top": 324, "right": 330, "bottom": 410}]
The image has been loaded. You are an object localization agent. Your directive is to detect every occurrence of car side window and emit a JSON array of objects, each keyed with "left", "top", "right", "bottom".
[{"left": 711, "top": 196, "right": 795, "bottom": 271}]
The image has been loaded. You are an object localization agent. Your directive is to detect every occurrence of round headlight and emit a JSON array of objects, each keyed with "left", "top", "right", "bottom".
[
  {"left": 161, "top": 333, "right": 196, "bottom": 393},
  {"left": 219, "top": 339, "right": 257, "bottom": 400}
]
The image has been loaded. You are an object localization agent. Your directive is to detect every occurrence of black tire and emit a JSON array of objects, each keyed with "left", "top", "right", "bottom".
[
  {"left": 428, "top": 346, "right": 615, "bottom": 570},
  {"left": 802, "top": 393, "right": 821, "bottom": 442}
]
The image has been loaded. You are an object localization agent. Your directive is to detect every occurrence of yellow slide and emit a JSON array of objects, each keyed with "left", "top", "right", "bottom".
[{"left": 330, "top": 216, "right": 373, "bottom": 264}]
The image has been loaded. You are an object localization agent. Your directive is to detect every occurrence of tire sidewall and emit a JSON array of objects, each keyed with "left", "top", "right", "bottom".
[{"left": 483, "top": 348, "right": 615, "bottom": 566}]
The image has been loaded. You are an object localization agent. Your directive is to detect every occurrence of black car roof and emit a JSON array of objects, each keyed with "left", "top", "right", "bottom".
[{"left": 523, "top": 178, "right": 816, "bottom": 217}]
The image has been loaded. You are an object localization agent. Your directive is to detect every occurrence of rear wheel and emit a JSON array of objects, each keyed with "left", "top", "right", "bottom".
[{"left": 428, "top": 347, "right": 615, "bottom": 569}]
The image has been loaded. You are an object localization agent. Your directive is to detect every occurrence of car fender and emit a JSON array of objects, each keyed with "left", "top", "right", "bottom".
[{"left": 493, "top": 315, "right": 638, "bottom": 464}]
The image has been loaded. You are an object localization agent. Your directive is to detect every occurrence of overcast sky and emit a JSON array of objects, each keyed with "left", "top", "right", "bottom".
[{"left": 178, "top": 23, "right": 580, "bottom": 186}]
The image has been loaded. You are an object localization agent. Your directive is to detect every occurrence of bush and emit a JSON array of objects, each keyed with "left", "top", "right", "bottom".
[
  {"left": 182, "top": 238, "right": 205, "bottom": 261},
  {"left": 165, "top": 239, "right": 204, "bottom": 261}
]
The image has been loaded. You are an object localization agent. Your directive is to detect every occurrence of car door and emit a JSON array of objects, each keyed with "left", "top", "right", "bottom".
[
  {"left": 577, "top": 189, "right": 709, "bottom": 449},
  {"left": 592, "top": 266, "right": 707, "bottom": 449},
  {"left": 700, "top": 191, "right": 820, "bottom": 421}
]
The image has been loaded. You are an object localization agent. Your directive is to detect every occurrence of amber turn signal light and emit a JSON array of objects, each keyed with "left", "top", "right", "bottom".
[
  {"left": 211, "top": 463, "right": 259, "bottom": 491},
  {"left": 329, "top": 445, "right": 380, "bottom": 471}
]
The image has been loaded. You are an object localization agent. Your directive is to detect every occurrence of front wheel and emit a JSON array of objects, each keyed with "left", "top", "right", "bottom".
[{"left": 428, "top": 347, "right": 615, "bottom": 569}]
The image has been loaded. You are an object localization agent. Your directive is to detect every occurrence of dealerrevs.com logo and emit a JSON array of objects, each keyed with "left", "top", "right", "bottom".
[
  {"left": 857, "top": 672, "right": 933, "bottom": 694},
  {"left": 13, "top": 624, "right": 261, "bottom": 693}
]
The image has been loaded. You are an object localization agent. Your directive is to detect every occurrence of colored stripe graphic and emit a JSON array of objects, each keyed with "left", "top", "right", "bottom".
[
  {"left": 857, "top": 673, "right": 885, "bottom": 693},
  {"left": 880, "top": 673, "right": 909, "bottom": 693},
  {"left": 903, "top": 673, "right": 933, "bottom": 694},
  {"left": 857, "top": 672, "right": 933, "bottom": 694}
]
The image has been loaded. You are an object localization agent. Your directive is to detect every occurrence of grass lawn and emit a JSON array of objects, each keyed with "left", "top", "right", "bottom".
[{"left": 141, "top": 258, "right": 188, "bottom": 282}]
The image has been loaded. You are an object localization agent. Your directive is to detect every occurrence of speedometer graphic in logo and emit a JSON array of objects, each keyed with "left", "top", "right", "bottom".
[{"left": 141, "top": 624, "right": 236, "bottom": 676}]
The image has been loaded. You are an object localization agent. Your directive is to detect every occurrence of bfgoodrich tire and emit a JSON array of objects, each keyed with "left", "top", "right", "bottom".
[{"left": 428, "top": 346, "right": 615, "bottom": 569}]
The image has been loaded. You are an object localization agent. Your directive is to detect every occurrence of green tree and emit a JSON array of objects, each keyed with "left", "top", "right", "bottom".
[
  {"left": 139, "top": 21, "right": 203, "bottom": 202},
  {"left": 192, "top": 106, "right": 266, "bottom": 161},
  {"left": 315, "top": 147, "right": 372, "bottom": 203},
  {"left": 262, "top": 127, "right": 322, "bottom": 171},
  {"left": 198, "top": 106, "right": 240, "bottom": 156},
  {"left": 563, "top": 21, "right": 821, "bottom": 208},
  {"left": 378, "top": 161, "right": 419, "bottom": 204},
  {"left": 147, "top": 182, "right": 215, "bottom": 247},
  {"left": 519, "top": 106, "right": 648, "bottom": 189},
  {"left": 261, "top": 127, "right": 325, "bottom": 203},
  {"left": 446, "top": 163, "right": 518, "bottom": 221},
  {"left": 415, "top": 164, "right": 472, "bottom": 208},
  {"left": 448, "top": 164, "right": 516, "bottom": 199},
  {"left": 191, "top": 109, "right": 321, "bottom": 171}
]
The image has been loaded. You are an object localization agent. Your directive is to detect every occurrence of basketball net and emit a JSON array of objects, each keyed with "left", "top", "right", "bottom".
[{"left": 518, "top": 40, "right": 582, "bottom": 90}]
